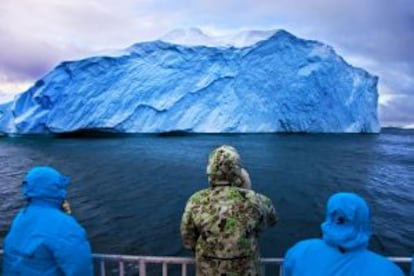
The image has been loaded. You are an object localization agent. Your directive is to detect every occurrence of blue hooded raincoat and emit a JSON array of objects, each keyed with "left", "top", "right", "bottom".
[
  {"left": 283, "top": 193, "right": 404, "bottom": 276},
  {"left": 3, "top": 166, "right": 93, "bottom": 276}
]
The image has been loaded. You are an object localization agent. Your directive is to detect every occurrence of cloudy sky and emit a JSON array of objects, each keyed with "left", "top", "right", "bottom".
[{"left": 0, "top": 0, "right": 413, "bottom": 127}]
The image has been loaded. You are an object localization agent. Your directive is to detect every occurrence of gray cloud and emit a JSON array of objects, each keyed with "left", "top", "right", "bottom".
[
  {"left": 380, "top": 95, "right": 414, "bottom": 126},
  {"left": 0, "top": 0, "right": 178, "bottom": 82},
  {"left": 0, "top": 31, "right": 85, "bottom": 81}
]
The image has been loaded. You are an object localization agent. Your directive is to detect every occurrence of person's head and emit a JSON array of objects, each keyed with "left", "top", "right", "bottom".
[
  {"left": 321, "top": 192, "right": 371, "bottom": 251},
  {"left": 23, "top": 166, "right": 70, "bottom": 203},
  {"left": 207, "top": 145, "right": 249, "bottom": 188}
]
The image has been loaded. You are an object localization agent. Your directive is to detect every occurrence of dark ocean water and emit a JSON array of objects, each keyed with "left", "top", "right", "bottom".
[{"left": 0, "top": 129, "right": 413, "bottom": 274}]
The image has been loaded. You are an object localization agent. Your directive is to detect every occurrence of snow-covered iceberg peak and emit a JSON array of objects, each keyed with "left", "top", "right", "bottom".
[
  {"left": 160, "top": 27, "right": 277, "bottom": 48},
  {"left": 161, "top": 28, "right": 214, "bottom": 46},
  {"left": 0, "top": 29, "right": 380, "bottom": 134}
]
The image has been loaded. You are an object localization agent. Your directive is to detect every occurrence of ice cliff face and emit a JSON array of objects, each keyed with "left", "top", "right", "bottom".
[{"left": 0, "top": 30, "right": 380, "bottom": 134}]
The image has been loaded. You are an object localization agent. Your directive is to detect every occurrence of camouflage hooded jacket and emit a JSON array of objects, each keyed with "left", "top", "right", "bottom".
[
  {"left": 181, "top": 186, "right": 277, "bottom": 275},
  {"left": 181, "top": 145, "right": 278, "bottom": 275}
]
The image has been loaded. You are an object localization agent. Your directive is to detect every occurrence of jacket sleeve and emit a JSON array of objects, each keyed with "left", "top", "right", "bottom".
[
  {"left": 256, "top": 193, "right": 278, "bottom": 232},
  {"left": 49, "top": 219, "right": 93, "bottom": 276},
  {"left": 410, "top": 255, "right": 414, "bottom": 276},
  {"left": 281, "top": 240, "right": 312, "bottom": 276},
  {"left": 180, "top": 197, "right": 198, "bottom": 251},
  {"left": 282, "top": 245, "right": 296, "bottom": 276}
]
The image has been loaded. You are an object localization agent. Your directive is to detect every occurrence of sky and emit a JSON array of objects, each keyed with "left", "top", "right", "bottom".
[{"left": 0, "top": 0, "right": 413, "bottom": 127}]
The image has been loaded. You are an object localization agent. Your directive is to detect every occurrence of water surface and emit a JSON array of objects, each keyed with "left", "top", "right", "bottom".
[{"left": 0, "top": 129, "right": 413, "bottom": 273}]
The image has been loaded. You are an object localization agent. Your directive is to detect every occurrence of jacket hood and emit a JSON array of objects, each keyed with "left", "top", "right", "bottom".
[
  {"left": 206, "top": 145, "right": 246, "bottom": 188},
  {"left": 23, "top": 166, "right": 70, "bottom": 201},
  {"left": 321, "top": 192, "right": 371, "bottom": 251}
]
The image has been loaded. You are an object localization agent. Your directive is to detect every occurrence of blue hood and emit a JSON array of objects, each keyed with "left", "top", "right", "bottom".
[
  {"left": 23, "top": 166, "right": 70, "bottom": 201},
  {"left": 321, "top": 192, "right": 371, "bottom": 251}
]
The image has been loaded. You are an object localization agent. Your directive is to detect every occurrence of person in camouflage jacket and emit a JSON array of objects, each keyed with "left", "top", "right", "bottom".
[{"left": 181, "top": 145, "right": 277, "bottom": 276}]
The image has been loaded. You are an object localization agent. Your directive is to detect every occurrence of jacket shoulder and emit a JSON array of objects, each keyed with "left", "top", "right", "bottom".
[
  {"left": 187, "top": 189, "right": 211, "bottom": 204},
  {"left": 363, "top": 251, "right": 405, "bottom": 275},
  {"left": 33, "top": 207, "right": 87, "bottom": 238},
  {"left": 287, "top": 239, "right": 324, "bottom": 254}
]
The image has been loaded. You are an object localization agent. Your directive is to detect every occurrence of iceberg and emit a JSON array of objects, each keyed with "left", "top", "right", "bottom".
[{"left": 0, "top": 30, "right": 380, "bottom": 134}]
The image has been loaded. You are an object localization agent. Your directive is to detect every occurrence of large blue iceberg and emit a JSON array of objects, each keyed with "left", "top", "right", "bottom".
[{"left": 0, "top": 30, "right": 380, "bottom": 134}]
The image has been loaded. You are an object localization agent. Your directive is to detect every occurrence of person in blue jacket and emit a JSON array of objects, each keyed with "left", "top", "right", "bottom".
[
  {"left": 283, "top": 192, "right": 404, "bottom": 276},
  {"left": 2, "top": 166, "right": 93, "bottom": 275}
]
